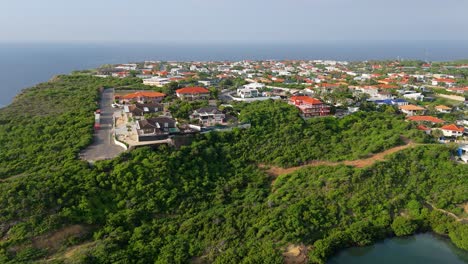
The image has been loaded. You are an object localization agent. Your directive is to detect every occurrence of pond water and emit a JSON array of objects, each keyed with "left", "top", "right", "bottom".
[{"left": 328, "top": 233, "right": 468, "bottom": 264}]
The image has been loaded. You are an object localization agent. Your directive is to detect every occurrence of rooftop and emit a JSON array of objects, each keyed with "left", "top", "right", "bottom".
[
  {"left": 399, "top": 105, "right": 425, "bottom": 111},
  {"left": 290, "top": 96, "right": 324, "bottom": 105},
  {"left": 407, "top": 116, "right": 445, "bottom": 123},
  {"left": 441, "top": 124, "right": 465, "bottom": 132},
  {"left": 176, "top": 87, "right": 210, "bottom": 94}
]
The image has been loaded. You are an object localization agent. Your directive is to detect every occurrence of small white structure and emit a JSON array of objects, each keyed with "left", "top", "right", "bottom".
[
  {"left": 440, "top": 124, "right": 465, "bottom": 137},
  {"left": 143, "top": 77, "right": 170, "bottom": 87},
  {"left": 116, "top": 64, "right": 137, "bottom": 71},
  {"left": 403, "top": 92, "right": 424, "bottom": 101},
  {"left": 237, "top": 88, "right": 259, "bottom": 98},
  {"left": 236, "top": 83, "right": 264, "bottom": 98},
  {"left": 244, "top": 83, "right": 265, "bottom": 89}
]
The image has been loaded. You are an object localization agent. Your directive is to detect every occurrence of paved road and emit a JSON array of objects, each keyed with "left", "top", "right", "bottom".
[{"left": 80, "top": 88, "right": 125, "bottom": 161}]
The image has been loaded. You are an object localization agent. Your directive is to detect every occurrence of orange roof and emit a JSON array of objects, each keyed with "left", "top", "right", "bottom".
[
  {"left": 417, "top": 125, "right": 431, "bottom": 131},
  {"left": 434, "top": 78, "right": 455, "bottom": 83},
  {"left": 290, "top": 96, "right": 323, "bottom": 105},
  {"left": 121, "top": 91, "right": 166, "bottom": 99},
  {"left": 435, "top": 105, "right": 452, "bottom": 110},
  {"left": 176, "top": 87, "right": 209, "bottom": 94},
  {"left": 448, "top": 87, "right": 468, "bottom": 91},
  {"left": 441, "top": 124, "right": 465, "bottom": 132},
  {"left": 377, "top": 84, "right": 399, "bottom": 89},
  {"left": 399, "top": 105, "right": 425, "bottom": 111},
  {"left": 407, "top": 116, "right": 445, "bottom": 123}
]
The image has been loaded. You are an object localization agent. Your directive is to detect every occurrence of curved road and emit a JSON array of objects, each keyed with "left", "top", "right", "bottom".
[{"left": 80, "top": 88, "right": 125, "bottom": 161}]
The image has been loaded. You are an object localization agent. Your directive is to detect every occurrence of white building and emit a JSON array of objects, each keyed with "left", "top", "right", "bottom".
[
  {"left": 116, "top": 64, "right": 137, "bottom": 71},
  {"left": 143, "top": 77, "right": 170, "bottom": 87},
  {"left": 402, "top": 92, "right": 424, "bottom": 101},
  {"left": 237, "top": 88, "right": 259, "bottom": 98}
]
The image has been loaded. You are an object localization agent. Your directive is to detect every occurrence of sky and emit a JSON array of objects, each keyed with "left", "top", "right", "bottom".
[{"left": 1, "top": 0, "right": 468, "bottom": 44}]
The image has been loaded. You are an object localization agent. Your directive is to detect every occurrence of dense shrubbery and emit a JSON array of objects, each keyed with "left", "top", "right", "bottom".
[
  {"left": 236, "top": 100, "right": 427, "bottom": 167},
  {"left": 0, "top": 76, "right": 466, "bottom": 263}
]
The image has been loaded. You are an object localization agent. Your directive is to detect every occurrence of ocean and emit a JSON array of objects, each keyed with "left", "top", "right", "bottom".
[{"left": 1, "top": 41, "right": 468, "bottom": 107}]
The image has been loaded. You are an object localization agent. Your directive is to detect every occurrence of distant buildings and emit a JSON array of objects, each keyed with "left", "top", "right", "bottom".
[{"left": 399, "top": 105, "right": 425, "bottom": 116}]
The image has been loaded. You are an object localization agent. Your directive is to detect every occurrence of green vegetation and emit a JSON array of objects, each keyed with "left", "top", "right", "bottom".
[{"left": 0, "top": 75, "right": 466, "bottom": 263}]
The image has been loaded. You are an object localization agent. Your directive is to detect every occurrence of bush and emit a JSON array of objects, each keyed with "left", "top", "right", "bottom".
[{"left": 391, "top": 217, "right": 418, "bottom": 236}]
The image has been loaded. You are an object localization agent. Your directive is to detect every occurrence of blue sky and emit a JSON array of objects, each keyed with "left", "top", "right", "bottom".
[{"left": 1, "top": 0, "right": 468, "bottom": 43}]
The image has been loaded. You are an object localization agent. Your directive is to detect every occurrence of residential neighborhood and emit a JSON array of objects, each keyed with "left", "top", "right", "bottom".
[{"left": 92, "top": 59, "right": 468, "bottom": 161}]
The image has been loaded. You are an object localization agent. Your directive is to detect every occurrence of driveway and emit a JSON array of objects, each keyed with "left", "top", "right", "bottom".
[{"left": 80, "top": 88, "right": 126, "bottom": 161}]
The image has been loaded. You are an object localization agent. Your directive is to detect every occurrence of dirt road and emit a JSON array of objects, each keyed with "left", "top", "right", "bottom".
[{"left": 261, "top": 139, "right": 419, "bottom": 177}]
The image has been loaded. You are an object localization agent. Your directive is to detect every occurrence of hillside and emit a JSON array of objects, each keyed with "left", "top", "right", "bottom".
[{"left": 0, "top": 75, "right": 467, "bottom": 263}]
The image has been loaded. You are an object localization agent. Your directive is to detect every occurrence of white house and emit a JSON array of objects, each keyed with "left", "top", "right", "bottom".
[
  {"left": 243, "top": 83, "right": 265, "bottom": 89},
  {"left": 432, "top": 78, "right": 456, "bottom": 87},
  {"left": 440, "top": 124, "right": 465, "bottom": 137},
  {"left": 435, "top": 105, "right": 452, "bottom": 113},
  {"left": 237, "top": 88, "right": 259, "bottom": 98},
  {"left": 190, "top": 106, "right": 225, "bottom": 127},
  {"left": 143, "top": 77, "right": 170, "bottom": 87},
  {"left": 402, "top": 92, "right": 424, "bottom": 101}
]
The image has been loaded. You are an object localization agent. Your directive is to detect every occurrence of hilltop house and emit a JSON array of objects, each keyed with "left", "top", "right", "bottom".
[
  {"left": 176, "top": 87, "right": 210, "bottom": 100},
  {"left": 190, "top": 106, "right": 225, "bottom": 127},
  {"left": 236, "top": 83, "right": 265, "bottom": 98},
  {"left": 237, "top": 87, "right": 259, "bottom": 98},
  {"left": 399, "top": 104, "right": 425, "bottom": 116},
  {"left": 289, "top": 96, "right": 330, "bottom": 117},
  {"left": 136, "top": 117, "right": 178, "bottom": 141},
  {"left": 435, "top": 105, "right": 452, "bottom": 113},
  {"left": 432, "top": 78, "right": 456, "bottom": 87},
  {"left": 440, "top": 124, "right": 465, "bottom": 138},
  {"left": 124, "top": 103, "right": 164, "bottom": 118},
  {"left": 402, "top": 92, "right": 424, "bottom": 101},
  {"left": 407, "top": 115, "right": 445, "bottom": 125},
  {"left": 116, "top": 91, "right": 166, "bottom": 104}
]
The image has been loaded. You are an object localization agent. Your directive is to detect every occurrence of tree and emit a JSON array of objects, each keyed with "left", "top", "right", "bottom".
[
  {"left": 165, "top": 82, "right": 179, "bottom": 95},
  {"left": 391, "top": 217, "right": 417, "bottom": 236}
]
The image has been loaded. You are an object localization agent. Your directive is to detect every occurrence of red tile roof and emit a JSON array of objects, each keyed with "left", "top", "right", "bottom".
[
  {"left": 290, "top": 96, "right": 323, "bottom": 105},
  {"left": 121, "top": 91, "right": 166, "bottom": 99},
  {"left": 441, "top": 124, "right": 465, "bottom": 132},
  {"left": 417, "top": 125, "right": 431, "bottom": 131},
  {"left": 407, "top": 116, "right": 445, "bottom": 123},
  {"left": 434, "top": 78, "right": 455, "bottom": 83},
  {"left": 176, "top": 87, "right": 210, "bottom": 94}
]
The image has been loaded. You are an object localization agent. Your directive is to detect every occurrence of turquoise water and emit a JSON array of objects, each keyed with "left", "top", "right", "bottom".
[{"left": 328, "top": 233, "right": 468, "bottom": 264}]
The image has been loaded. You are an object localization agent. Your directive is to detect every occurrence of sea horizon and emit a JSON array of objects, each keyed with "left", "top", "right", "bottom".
[{"left": 1, "top": 41, "right": 468, "bottom": 107}]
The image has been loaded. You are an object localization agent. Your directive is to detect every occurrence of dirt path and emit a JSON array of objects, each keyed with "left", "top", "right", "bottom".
[
  {"left": 261, "top": 139, "right": 419, "bottom": 178},
  {"left": 425, "top": 202, "right": 468, "bottom": 223}
]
